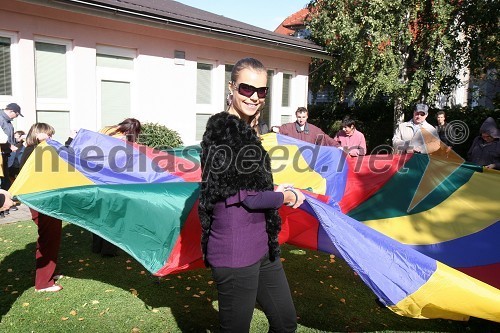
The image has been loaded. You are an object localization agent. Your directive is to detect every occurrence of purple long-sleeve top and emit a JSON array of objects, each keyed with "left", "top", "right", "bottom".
[{"left": 206, "top": 189, "right": 284, "bottom": 268}]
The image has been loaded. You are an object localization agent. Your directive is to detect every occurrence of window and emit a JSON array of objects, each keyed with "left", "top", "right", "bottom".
[
  {"left": 34, "top": 38, "right": 71, "bottom": 139},
  {"left": 196, "top": 113, "right": 211, "bottom": 141},
  {"left": 261, "top": 70, "right": 274, "bottom": 128},
  {"left": 96, "top": 53, "right": 134, "bottom": 70},
  {"left": 0, "top": 36, "right": 12, "bottom": 96},
  {"left": 281, "top": 115, "right": 292, "bottom": 124},
  {"left": 222, "top": 64, "right": 234, "bottom": 111},
  {"left": 96, "top": 46, "right": 135, "bottom": 128},
  {"left": 281, "top": 73, "right": 292, "bottom": 107},
  {"left": 197, "top": 62, "right": 212, "bottom": 104},
  {"left": 100, "top": 80, "right": 131, "bottom": 126},
  {"left": 35, "top": 42, "right": 67, "bottom": 98},
  {"left": 37, "top": 110, "right": 70, "bottom": 143}
]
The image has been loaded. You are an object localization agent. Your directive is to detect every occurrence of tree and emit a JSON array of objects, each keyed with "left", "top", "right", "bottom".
[{"left": 306, "top": 0, "right": 499, "bottom": 124}]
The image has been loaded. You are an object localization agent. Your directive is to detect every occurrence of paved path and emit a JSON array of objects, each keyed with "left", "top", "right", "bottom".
[{"left": 0, "top": 204, "right": 32, "bottom": 225}]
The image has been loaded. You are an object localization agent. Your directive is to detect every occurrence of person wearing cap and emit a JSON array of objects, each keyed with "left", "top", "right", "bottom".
[
  {"left": 0, "top": 103, "right": 23, "bottom": 192},
  {"left": 467, "top": 117, "right": 500, "bottom": 170},
  {"left": 392, "top": 103, "right": 440, "bottom": 154}
]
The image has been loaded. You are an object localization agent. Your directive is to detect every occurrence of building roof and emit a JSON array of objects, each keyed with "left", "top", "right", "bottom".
[
  {"left": 274, "top": 8, "right": 309, "bottom": 36},
  {"left": 49, "top": 0, "right": 328, "bottom": 58}
]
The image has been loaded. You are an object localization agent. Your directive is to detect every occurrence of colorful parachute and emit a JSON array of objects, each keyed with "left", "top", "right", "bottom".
[{"left": 10, "top": 130, "right": 499, "bottom": 322}]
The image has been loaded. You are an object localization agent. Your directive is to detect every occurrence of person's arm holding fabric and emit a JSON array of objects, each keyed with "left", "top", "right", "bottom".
[{"left": 241, "top": 184, "right": 305, "bottom": 210}]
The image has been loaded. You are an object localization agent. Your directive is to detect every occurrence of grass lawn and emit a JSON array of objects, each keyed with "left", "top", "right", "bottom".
[{"left": 1, "top": 220, "right": 498, "bottom": 332}]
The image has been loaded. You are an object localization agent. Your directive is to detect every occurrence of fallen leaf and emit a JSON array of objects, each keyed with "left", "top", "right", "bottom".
[
  {"left": 126, "top": 260, "right": 132, "bottom": 263},
  {"left": 70, "top": 310, "right": 77, "bottom": 316},
  {"left": 126, "top": 267, "right": 132, "bottom": 270},
  {"left": 92, "top": 300, "right": 99, "bottom": 304},
  {"left": 7, "top": 268, "right": 12, "bottom": 273},
  {"left": 140, "top": 271, "right": 146, "bottom": 275},
  {"left": 61, "top": 317, "right": 69, "bottom": 321},
  {"left": 207, "top": 281, "right": 214, "bottom": 285},
  {"left": 192, "top": 294, "right": 200, "bottom": 298},
  {"left": 151, "top": 309, "right": 159, "bottom": 313},
  {"left": 130, "top": 288, "right": 138, "bottom": 296},
  {"left": 11, "top": 291, "right": 18, "bottom": 294},
  {"left": 22, "top": 303, "right": 29, "bottom": 307},
  {"left": 340, "top": 298, "right": 346, "bottom": 304},
  {"left": 78, "top": 318, "right": 84, "bottom": 321},
  {"left": 199, "top": 291, "right": 206, "bottom": 295},
  {"left": 186, "top": 287, "right": 191, "bottom": 291},
  {"left": 131, "top": 328, "right": 141, "bottom": 333}
]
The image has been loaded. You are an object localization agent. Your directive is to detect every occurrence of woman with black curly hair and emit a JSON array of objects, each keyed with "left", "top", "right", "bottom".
[{"left": 199, "top": 57, "right": 305, "bottom": 332}]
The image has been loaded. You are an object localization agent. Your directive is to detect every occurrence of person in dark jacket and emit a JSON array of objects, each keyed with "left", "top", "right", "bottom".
[{"left": 467, "top": 117, "right": 500, "bottom": 170}]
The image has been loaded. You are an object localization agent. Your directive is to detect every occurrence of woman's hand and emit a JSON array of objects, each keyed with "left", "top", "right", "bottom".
[{"left": 275, "top": 184, "right": 305, "bottom": 209}]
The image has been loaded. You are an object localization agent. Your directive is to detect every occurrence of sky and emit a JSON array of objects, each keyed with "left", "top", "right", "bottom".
[{"left": 174, "top": 0, "right": 309, "bottom": 31}]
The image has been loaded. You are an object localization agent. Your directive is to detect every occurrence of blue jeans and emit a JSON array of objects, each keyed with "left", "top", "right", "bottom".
[{"left": 211, "top": 255, "right": 297, "bottom": 333}]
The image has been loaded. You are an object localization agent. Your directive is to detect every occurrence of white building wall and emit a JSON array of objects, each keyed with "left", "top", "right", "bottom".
[{"left": 0, "top": 1, "right": 313, "bottom": 145}]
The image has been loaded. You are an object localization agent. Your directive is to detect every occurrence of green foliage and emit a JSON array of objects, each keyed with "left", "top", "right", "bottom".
[
  {"left": 306, "top": 0, "right": 499, "bottom": 110},
  {"left": 1, "top": 221, "right": 499, "bottom": 332},
  {"left": 137, "top": 122, "right": 183, "bottom": 149},
  {"left": 308, "top": 98, "right": 395, "bottom": 154},
  {"left": 308, "top": 101, "right": 500, "bottom": 158}
]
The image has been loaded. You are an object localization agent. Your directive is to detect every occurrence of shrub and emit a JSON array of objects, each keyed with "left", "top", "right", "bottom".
[{"left": 137, "top": 122, "right": 183, "bottom": 149}]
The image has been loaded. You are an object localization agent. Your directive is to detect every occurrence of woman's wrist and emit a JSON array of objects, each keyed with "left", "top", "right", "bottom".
[{"left": 284, "top": 188, "right": 298, "bottom": 207}]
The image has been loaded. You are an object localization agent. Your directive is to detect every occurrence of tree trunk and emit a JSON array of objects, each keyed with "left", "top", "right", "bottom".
[{"left": 393, "top": 97, "right": 404, "bottom": 128}]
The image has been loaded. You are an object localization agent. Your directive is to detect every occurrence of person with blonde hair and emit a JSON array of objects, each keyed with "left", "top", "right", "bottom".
[{"left": 19, "top": 123, "right": 64, "bottom": 292}]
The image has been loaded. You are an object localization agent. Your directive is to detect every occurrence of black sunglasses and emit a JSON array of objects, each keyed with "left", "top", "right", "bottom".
[{"left": 234, "top": 82, "right": 268, "bottom": 98}]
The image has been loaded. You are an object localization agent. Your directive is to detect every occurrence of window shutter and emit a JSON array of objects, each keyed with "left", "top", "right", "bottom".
[
  {"left": 96, "top": 53, "right": 133, "bottom": 69},
  {"left": 261, "top": 70, "right": 274, "bottom": 127},
  {"left": 281, "top": 74, "right": 292, "bottom": 107},
  {"left": 0, "top": 37, "right": 12, "bottom": 96},
  {"left": 196, "top": 114, "right": 211, "bottom": 141},
  {"left": 197, "top": 63, "right": 212, "bottom": 104},
  {"left": 281, "top": 115, "right": 292, "bottom": 125},
  {"left": 222, "top": 64, "right": 234, "bottom": 111},
  {"left": 36, "top": 110, "right": 71, "bottom": 143},
  {"left": 101, "top": 80, "right": 131, "bottom": 126},
  {"left": 35, "top": 42, "right": 67, "bottom": 98}
]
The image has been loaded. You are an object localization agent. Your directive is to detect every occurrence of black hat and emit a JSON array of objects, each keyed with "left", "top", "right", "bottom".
[{"left": 5, "top": 103, "right": 23, "bottom": 117}]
